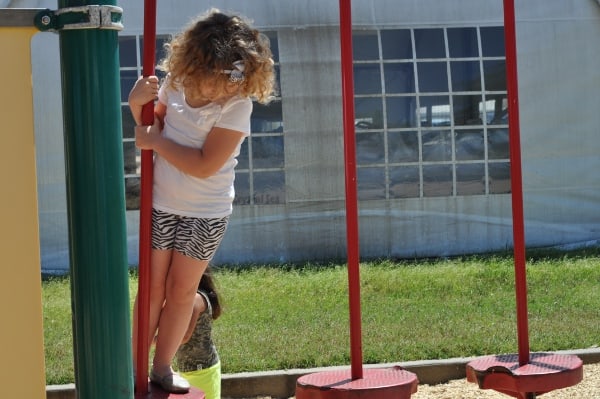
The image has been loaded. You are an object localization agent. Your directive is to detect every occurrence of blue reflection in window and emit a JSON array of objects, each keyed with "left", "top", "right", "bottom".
[
  {"left": 455, "top": 130, "right": 484, "bottom": 161},
  {"left": 423, "top": 165, "right": 452, "bottom": 197},
  {"left": 489, "top": 162, "right": 511, "bottom": 194},
  {"left": 414, "top": 29, "right": 445, "bottom": 58},
  {"left": 389, "top": 166, "right": 420, "bottom": 198},
  {"left": 120, "top": 70, "right": 138, "bottom": 103},
  {"left": 357, "top": 167, "right": 386, "bottom": 200},
  {"left": 354, "top": 64, "right": 382, "bottom": 95},
  {"left": 417, "top": 62, "right": 448, "bottom": 92},
  {"left": 121, "top": 105, "right": 135, "bottom": 139},
  {"left": 237, "top": 141, "right": 249, "bottom": 169},
  {"left": 484, "top": 60, "right": 506, "bottom": 91},
  {"left": 488, "top": 129, "right": 509, "bottom": 159},
  {"left": 273, "top": 65, "right": 281, "bottom": 95},
  {"left": 485, "top": 95, "right": 508, "bottom": 125},
  {"left": 353, "top": 32, "right": 379, "bottom": 61},
  {"left": 456, "top": 163, "right": 485, "bottom": 195},
  {"left": 252, "top": 136, "right": 284, "bottom": 169},
  {"left": 356, "top": 132, "right": 384, "bottom": 165},
  {"left": 388, "top": 131, "right": 419, "bottom": 163},
  {"left": 422, "top": 130, "right": 452, "bottom": 162},
  {"left": 419, "top": 95, "right": 450, "bottom": 127},
  {"left": 451, "top": 61, "right": 481, "bottom": 92},
  {"left": 253, "top": 171, "right": 285, "bottom": 204},
  {"left": 381, "top": 29, "right": 413, "bottom": 60},
  {"left": 384, "top": 63, "right": 415, "bottom": 94},
  {"left": 233, "top": 172, "right": 250, "bottom": 205},
  {"left": 263, "top": 31, "right": 279, "bottom": 62},
  {"left": 481, "top": 27, "right": 505, "bottom": 57},
  {"left": 252, "top": 101, "right": 283, "bottom": 133},
  {"left": 453, "top": 95, "right": 484, "bottom": 126},
  {"left": 123, "top": 141, "right": 138, "bottom": 175},
  {"left": 448, "top": 27, "right": 478, "bottom": 58},
  {"left": 355, "top": 98, "right": 384, "bottom": 129},
  {"left": 119, "top": 36, "right": 137, "bottom": 67},
  {"left": 387, "top": 97, "right": 417, "bottom": 128}
]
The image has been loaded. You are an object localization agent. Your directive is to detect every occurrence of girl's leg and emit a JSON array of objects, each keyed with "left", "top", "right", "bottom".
[
  {"left": 152, "top": 251, "right": 208, "bottom": 376},
  {"left": 132, "top": 248, "right": 173, "bottom": 372}
]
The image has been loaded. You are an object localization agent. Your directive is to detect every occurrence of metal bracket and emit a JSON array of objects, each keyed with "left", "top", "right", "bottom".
[{"left": 35, "top": 5, "right": 123, "bottom": 32}]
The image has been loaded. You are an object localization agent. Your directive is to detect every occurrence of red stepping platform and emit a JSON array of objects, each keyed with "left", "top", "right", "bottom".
[
  {"left": 295, "top": 366, "right": 418, "bottom": 399},
  {"left": 135, "top": 383, "right": 205, "bottom": 399},
  {"left": 466, "top": 352, "right": 583, "bottom": 398}
]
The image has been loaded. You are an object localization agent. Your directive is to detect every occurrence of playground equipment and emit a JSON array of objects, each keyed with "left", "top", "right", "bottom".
[
  {"left": 2, "top": 3, "right": 134, "bottom": 398},
  {"left": 0, "top": 8, "right": 47, "bottom": 399},
  {"left": 465, "top": 1, "right": 583, "bottom": 398},
  {"left": 0, "top": 2, "right": 134, "bottom": 398},
  {"left": 295, "top": 1, "right": 419, "bottom": 397},
  {"left": 34, "top": 2, "right": 134, "bottom": 398}
]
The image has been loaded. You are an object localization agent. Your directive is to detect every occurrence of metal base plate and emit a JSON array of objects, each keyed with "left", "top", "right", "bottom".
[
  {"left": 296, "top": 366, "right": 418, "bottom": 399},
  {"left": 466, "top": 352, "right": 583, "bottom": 397}
]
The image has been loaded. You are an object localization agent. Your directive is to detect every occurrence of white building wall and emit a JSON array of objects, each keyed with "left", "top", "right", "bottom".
[
  {"left": 516, "top": 2, "right": 600, "bottom": 247},
  {"left": 16, "top": 0, "right": 600, "bottom": 272}
]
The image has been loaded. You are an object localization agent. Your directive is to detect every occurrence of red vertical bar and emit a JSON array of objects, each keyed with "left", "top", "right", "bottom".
[
  {"left": 339, "top": 0, "right": 363, "bottom": 380},
  {"left": 135, "top": 0, "right": 156, "bottom": 393},
  {"left": 502, "top": 0, "right": 530, "bottom": 366}
]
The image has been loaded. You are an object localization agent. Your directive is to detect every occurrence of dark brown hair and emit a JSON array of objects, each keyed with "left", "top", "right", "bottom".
[{"left": 199, "top": 268, "right": 222, "bottom": 320}]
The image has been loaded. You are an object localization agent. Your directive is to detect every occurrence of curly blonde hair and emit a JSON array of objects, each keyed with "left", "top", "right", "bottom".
[{"left": 158, "top": 9, "right": 276, "bottom": 104}]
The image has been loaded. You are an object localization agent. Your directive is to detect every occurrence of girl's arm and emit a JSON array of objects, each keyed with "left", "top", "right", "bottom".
[
  {"left": 135, "top": 122, "right": 245, "bottom": 178},
  {"left": 181, "top": 293, "right": 206, "bottom": 344},
  {"left": 128, "top": 76, "right": 160, "bottom": 125},
  {"left": 153, "top": 101, "right": 166, "bottom": 128}
]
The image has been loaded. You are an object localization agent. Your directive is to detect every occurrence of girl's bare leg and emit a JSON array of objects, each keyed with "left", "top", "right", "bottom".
[
  {"left": 132, "top": 249, "right": 173, "bottom": 372},
  {"left": 152, "top": 251, "right": 208, "bottom": 376}
]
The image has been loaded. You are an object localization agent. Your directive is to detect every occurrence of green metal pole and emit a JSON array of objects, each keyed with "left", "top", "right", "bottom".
[{"left": 55, "top": 1, "right": 133, "bottom": 398}]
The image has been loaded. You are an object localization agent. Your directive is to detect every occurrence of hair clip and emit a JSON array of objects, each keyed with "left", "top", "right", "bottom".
[{"left": 221, "top": 60, "right": 245, "bottom": 83}]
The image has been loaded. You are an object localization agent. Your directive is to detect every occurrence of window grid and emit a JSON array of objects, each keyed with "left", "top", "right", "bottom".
[{"left": 354, "top": 26, "right": 510, "bottom": 200}]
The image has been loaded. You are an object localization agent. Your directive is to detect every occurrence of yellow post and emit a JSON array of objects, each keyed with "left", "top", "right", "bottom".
[{"left": 0, "top": 23, "right": 46, "bottom": 399}]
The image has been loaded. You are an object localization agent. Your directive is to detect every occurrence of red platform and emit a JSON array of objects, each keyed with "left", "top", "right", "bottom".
[
  {"left": 135, "top": 382, "right": 205, "bottom": 399},
  {"left": 466, "top": 352, "right": 583, "bottom": 398},
  {"left": 295, "top": 366, "right": 418, "bottom": 399}
]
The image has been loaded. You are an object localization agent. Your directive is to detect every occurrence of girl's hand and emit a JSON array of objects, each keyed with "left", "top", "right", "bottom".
[
  {"left": 128, "top": 76, "right": 159, "bottom": 107},
  {"left": 135, "top": 117, "right": 163, "bottom": 150}
]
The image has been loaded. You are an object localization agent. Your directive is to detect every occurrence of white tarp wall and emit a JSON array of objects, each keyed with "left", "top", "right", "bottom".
[{"left": 24, "top": 0, "right": 600, "bottom": 273}]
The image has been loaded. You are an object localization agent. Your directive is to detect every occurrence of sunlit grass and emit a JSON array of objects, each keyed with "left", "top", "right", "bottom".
[{"left": 42, "top": 248, "right": 600, "bottom": 384}]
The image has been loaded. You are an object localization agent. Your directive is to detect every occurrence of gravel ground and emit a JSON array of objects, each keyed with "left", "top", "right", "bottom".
[{"left": 226, "top": 362, "right": 600, "bottom": 399}]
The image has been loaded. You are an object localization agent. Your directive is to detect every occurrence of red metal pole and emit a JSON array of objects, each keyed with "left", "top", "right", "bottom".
[
  {"left": 339, "top": 0, "right": 363, "bottom": 380},
  {"left": 502, "top": 0, "right": 530, "bottom": 366},
  {"left": 135, "top": 0, "right": 156, "bottom": 393}
]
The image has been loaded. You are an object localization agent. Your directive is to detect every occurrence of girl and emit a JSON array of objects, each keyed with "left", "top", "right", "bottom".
[{"left": 128, "top": 8, "right": 275, "bottom": 393}]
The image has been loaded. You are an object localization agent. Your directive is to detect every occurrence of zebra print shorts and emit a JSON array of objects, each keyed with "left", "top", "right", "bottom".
[{"left": 151, "top": 208, "right": 229, "bottom": 261}]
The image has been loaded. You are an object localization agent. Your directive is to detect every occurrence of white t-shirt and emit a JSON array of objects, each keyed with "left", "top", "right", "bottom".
[{"left": 153, "top": 81, "right": 252, "bottom": 218}]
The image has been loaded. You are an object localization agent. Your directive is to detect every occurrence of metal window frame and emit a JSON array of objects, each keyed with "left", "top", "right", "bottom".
[{"left": 354, "top": 25, "right": 509, "bottom": 200}]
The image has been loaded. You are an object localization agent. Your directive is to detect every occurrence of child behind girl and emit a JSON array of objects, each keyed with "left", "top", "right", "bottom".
[{"left": 176, "top": 269, "right": 223, "bottom": 399}]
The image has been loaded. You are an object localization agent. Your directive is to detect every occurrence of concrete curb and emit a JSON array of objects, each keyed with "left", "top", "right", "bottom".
[{"left": 46, "top": 348, "right": 600, "bottom": 399}]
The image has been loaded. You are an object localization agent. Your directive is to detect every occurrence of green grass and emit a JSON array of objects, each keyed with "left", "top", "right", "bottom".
[{"left": 42, "top": 248, "right": 600, "bottom": 385}]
